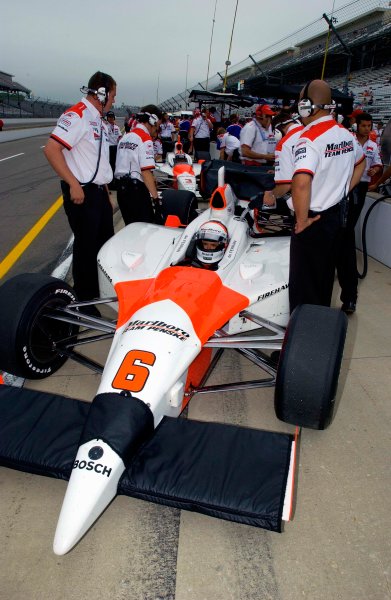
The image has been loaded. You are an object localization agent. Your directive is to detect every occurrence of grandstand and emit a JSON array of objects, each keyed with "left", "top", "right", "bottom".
[
  {"left": 0, "top": 70, "right": 131, "bottom": 119},
  {"left": 159, "top": 0, "right": 391, "bottom": 123}
]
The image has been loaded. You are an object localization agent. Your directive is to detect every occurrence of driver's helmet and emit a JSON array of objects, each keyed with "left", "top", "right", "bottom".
[{"left": 195, "top": 220, "right": 228, "bottom": 265}]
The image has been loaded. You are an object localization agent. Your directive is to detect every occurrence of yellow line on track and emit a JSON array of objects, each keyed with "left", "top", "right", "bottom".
[{"left": 0, "top": 196, "right": 63, "bottom": 280}]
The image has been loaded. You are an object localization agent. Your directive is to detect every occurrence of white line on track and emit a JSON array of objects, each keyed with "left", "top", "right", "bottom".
[{"left": 0, "top": 153, "right": 25, "bottom": 162}]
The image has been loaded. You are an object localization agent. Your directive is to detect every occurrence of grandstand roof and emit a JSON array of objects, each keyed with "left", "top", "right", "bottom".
[{"left": 0, "top": 70, "right": 31, "bottom": 95}]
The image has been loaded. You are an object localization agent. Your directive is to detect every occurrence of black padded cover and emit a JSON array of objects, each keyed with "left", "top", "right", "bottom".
[
  {"left": 0, "top": 386, "right": 292, "bottom": 532},
  {"left": 121, "top": 417, "right": 292, "bottom": 531},
  {"left": 80, "top": 393, "right": 154, "bottom": 463},
  {"left": 0, "top": 386, "right": 89, "bottom": 479},
  {"left": 200, "top": 159, "right": 275, "bottom": 200}
]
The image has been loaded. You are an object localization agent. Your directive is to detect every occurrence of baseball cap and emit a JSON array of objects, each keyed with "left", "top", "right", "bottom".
[
  {"left": 106, "top": 111, "right": 115, "bottom": 118},
  {"left": 347, "top": 109, "right": 363, "bottom": 118},
  {"left": 255, "top": 104, "right": 276, "bottom": 116}
]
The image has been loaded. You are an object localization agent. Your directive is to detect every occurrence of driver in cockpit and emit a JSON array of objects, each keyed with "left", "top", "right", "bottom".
[{"left": 177, "top": 220, "right": 229, "bottom": 270}]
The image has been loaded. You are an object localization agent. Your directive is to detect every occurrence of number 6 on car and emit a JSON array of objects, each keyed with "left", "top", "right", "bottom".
[{"left": 112, "top": 350, "right": 156, "bottom": 393}]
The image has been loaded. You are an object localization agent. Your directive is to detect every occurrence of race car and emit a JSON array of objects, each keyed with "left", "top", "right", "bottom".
[
  {"left": 155, "top": 137, "right": 204, "bottom": 196},
  {"left": 0, "top": 167, "right": 347, "bottom": 555}
]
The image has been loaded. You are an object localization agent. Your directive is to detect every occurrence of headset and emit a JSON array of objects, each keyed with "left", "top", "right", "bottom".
[
  {"left": 80, "top": 85, "right": 108, "bottom": 105},
  {"left": 297, "top": 81, "right": 336, "bottom": 118},
  {"left": 137, "top": 112, "right": 160, "bottom": 126}
]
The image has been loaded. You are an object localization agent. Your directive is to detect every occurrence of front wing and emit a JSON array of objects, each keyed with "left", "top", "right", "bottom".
[{"left": 0, "top": 385, "right": 295, "bottom": 533}]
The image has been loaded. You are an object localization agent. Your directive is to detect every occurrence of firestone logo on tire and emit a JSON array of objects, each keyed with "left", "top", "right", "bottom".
[{"left": 55, "top": 288, "right": 76, "bottom": 301}]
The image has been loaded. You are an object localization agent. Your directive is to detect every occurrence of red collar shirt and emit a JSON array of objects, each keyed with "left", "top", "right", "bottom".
[
  {"left": 115, "top": 123, "right": 155, "bottom": 182},
  {"left": 291, "top": 115, "right": 365, "bottom": 212},
  {"left": 274, "top": 123, "right": 304, "bottom": 185},
  {"left": 50, "top": 97, "right": 112, "bottom": 185}
]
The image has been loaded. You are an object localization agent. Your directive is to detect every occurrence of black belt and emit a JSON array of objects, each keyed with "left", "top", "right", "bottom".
[
  {"left": 308, "top": 202, "right": 340, "bottom": 217},
  {"left": 61, "top": 180, "right": 105, "bottom": 191}
]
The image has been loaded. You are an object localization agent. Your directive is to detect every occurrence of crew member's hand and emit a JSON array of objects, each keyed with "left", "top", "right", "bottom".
[
  {"left": 263, "top": 191, "right": 276, "bottom": 206},
  {"left": 70, "top": 182, "right": 85, "bottom": 204},
  {"left": 294, "top": 214, "right": 321, "bottom": 234},
  {"left": 368, "top": 183, "right": 378, "bottom": 192}
]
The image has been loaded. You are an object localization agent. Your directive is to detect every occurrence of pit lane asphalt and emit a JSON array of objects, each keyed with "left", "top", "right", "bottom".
[
  {"left": 0, "top": 130, "right": 390, "bottom": 599},
  {"left": 0, "top": 131, "right": 70, "bottom": 282}
]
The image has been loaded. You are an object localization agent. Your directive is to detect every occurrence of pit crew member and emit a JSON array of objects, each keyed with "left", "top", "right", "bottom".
[
  {"left": 289, "top": 79, "right": 365, "bottom": 313},
  {"left": 159, "top": 113, "right": 176, "bottom": 160},
  {"left": 105, "top": 110, "right": 122, "bottom": 189},
  {"left": 240, "top": 104, "right": 276, "bottom": 166},
  {"left": 262, "top": 112, "right": 304, "bottom": 210},
  {"left": 336, "top": 111, "right": 383, "bottom": 314},
  {"left": 114, "top": 104, "right": 163, "bottom": 226},
  {"left": 189, "top": 109, "right": 213, "bottom": 155},
  {"left": 217, "top": 127, "right": 241, "bottom": 162},
  {"left": 44, "top": 71, "right": 116, "bottom": 309}
]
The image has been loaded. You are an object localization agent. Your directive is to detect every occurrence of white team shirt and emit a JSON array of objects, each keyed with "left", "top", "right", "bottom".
[
  {"left": 160, "top": 121, "right": 175, "bottom": 139},
  {"left": 274, "top": 123, "right": 304, "bottom": 184},
  {"left": 106, "top": 122, "right": 122, "bottom": 146},
  {"left": 50, "top": 97, "right": 112, "bottom": 185},
  {"left": 359, "top": 138, "right": 382, "bottom": 182},
  {"left": 290, "top": 115, "right": 365, "bottom": 212},
  {"left": 240, "top": 120, "right": 276, "bottom": 164},
  {"left": 191, "top": 116, "right": 212, "bottom": 139},
  {"left": 219, "top": 132, "right": 240, "bottom": 156},
  {"left": 115, "top": 123, "right": 155, "bottom": 182}
]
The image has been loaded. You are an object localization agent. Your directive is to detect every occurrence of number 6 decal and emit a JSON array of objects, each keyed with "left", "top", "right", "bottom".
[{"left": 112, "top": 350, "right": 156, "bottom": 393}]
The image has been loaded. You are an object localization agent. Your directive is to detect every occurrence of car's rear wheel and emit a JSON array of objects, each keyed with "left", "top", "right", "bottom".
[
  {"left": 274, "top": 304, "right": 348, "bottom": 430},
  {"left": 161, "top": 189, "right": 198, "bottom": 225},
  {"left": 0, "top": 274, "right": 78, "bottom": 379}
]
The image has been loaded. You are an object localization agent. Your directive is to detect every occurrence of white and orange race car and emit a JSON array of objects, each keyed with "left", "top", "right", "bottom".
[
  {"left": 0, "top": 168, "right": 347, "bottom": 555},
  {"left": 156, "top": 137, "right": 204, "bottom": 196}
]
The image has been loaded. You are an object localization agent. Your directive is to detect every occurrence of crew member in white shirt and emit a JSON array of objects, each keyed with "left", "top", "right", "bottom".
[
  {"left": 262, "top": 112, "right": 304, "bottom": 211},
  {"left": 106, "top": 110, "right": 122, "bottom": 189},
  {"left": 159, "top": 113, "right": 176, "bottom": 160},
  {"left": 217, "top": 127, "right": 241, "bottom": 162},
  {"left": 44, "top": 71, "right": 116, "bottom": 310},
  {"left": 240, "top": 104, "right": 276, "bottom": 166},
  {"left": 115, "top": 104, "right": 162, "bottom": 226},
  {"left": 189, "top": 109, "right": 213, "bottom": 155},
  {"left": 336, "top": 111, "right": 383, "bottom": 314},
  {"left": 289, "top": 79, "right": 365, "bottom": 313}
]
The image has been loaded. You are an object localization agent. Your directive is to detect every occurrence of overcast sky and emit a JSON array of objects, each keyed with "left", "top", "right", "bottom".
[{"left": 2, "top": 0, "right": 346, "bottom": 107}]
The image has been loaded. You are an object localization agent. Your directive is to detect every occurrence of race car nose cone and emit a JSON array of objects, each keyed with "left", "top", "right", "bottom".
[{"left": 53, "top": 439, "right": 125, "bottom": 555}]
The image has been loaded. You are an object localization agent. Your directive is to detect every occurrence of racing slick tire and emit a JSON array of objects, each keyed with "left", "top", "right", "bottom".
[
  {"left": 161, "top": 189, "right": 198, "bottom": 225},
  {"left": 274, "top": 304, "right": 348, "bottom": 430},
  {"left": 0, "top": 273, "right": 78, "bottom": 380}
]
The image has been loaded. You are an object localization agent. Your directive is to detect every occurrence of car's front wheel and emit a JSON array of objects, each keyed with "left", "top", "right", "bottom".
[
  {"left": 0, "top": 273, "right": 78, "bottom": 379},
  {"left": 274, "top": 304, "right": 348, "bottom": 430}
]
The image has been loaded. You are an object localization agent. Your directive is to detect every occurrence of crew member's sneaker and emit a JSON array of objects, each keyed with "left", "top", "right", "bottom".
[{"left": 341, "top": 301, "right": 356, "bottom": 315}]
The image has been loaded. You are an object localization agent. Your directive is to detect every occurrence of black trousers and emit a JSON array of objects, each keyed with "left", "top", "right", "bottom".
[
  {"left": 179, "top": 130, "right": 190, "bottom": 154},
  {"left": 161, "top": 138, "right": 174, "bottom": 160},
  {"left": 336, "top": 182, "right": 368, "bottom": 303},
  {"left": 194, "top": 137, "right": 210, "bottom": 153},
  {"left": 61, "top": 181, "right": 114, "bottom": 301},
  {"left": 116, "top": 178, "right": 155, "bottom": 225},
  {"left": 108, "top": 145, "right": 117, "bottom": 189},
  {"left": 289, "top": 205, "right": 341, "bottom": 313}
]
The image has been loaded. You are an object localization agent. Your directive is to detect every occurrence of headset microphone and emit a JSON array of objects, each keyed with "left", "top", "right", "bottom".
[{"left": 80, "top": 86, "right": 107, "bottom": 105}]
